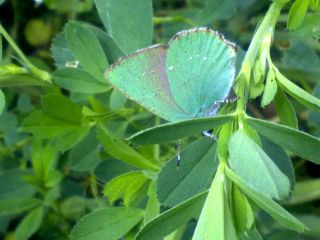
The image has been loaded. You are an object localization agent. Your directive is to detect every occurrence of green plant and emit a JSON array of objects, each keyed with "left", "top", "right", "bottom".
[{"left": 0, "top": 0, "right": 320, "bottom": 239}]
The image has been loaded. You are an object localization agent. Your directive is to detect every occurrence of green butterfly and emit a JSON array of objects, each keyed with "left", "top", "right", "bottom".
[{"left": 105, "top": 27, "right": 237, "bottom": 122}]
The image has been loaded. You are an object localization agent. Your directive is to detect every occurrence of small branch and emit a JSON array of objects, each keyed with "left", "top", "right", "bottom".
[
  {"left": 0, "top": 24, "right": 33, "bottom": 67},
  {"left": 0, "top": 24, "right": 52, "bottom": 83}
]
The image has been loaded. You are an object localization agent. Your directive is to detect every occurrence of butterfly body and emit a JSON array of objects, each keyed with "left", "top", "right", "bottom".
[{"left": 105, "top": 27, "right": 237, "bottom": 122}]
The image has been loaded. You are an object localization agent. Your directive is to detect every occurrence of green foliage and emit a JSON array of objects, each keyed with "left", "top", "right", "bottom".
[
  {"left": 14, "top": 206, "right": 44, "bottom": 240},
  {"left": 157, "top": 138, "right": 218, "bottom": 206},
  {"left": 64, "top": 21, "right": 109, "bottom": 81},
  {"left": 287, "top": 0, "right": 310, "bottom": 30},
  {"left": 226, "top": 168, "right": 306, "bottom": 232},
  {"left": 94, "top": 0, "right": 153, "bottom": 54},
  {"left": 193, "top": 165, "right": 237, "bottom": 239},
  {"left": 103, "top": 171, "right": 150, "bottom": 206},
  {"left": 229, "top": 131, "right": 292, "bottom": 200},
  {"left": 0, "top": 89, "right": 4, "bottom": 115},
  {"left": 70, "top": 207, "right": 144, "bottom": 240},
  {"left": 53, "top": 68, "right": 110, "bottom": 94},
  {"left": 0, "top": 0, "right": 320, "bottom": 239},
  {"left": 136, "top": 191, "right": 207, "bottom": 240},
  {"left": 129, "top": 114, "right": 234, "bottom": 144},
  {"left": 248, "top": 118, "right": 320, "bottom": 164}
]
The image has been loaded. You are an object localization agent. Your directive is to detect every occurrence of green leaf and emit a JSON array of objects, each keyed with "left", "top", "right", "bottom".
[
  {"left": 51, "top": 31, "right": 76, "bottom": 68},
  {"left": 249, "top": 78, "right": 264, "bottom": 99},
  {"left": 144, "top": 182, "right": 160, "bottom": 224},
  {"left": 65, "top": 21, "right": 109, "bottom": 81},
  {"left": 21, "top": 94, "right": 90, "bottom": 150},
  {"left": 247, "top": 117, "right": 320, "bottom": 164},
  {"left": 274, "top": 87, "right": 298, "bottom": 129},
  {"left": 44, "top": 0, "right": 93, "bottom": 13},
  {"left": 229, "top": 131, "right": 291, "bottom": 200},
  {"left": 310, "top": 0, "right": 320, "bottom": 9},
  {"left": 97, "top": 126, "right": 159, "bottom": 171},
  {"left": 21, "top": 94, "right": 86, "bottom": 137},
  {"left": 261, "top": 69, "right": 277, "bottom": 107},
  {"left": 14, "top": 206, "right": 44, "bottom": 240},
  {"left": 289, "top": 179, "right": 320, "bottom": 205},
  {"left": 226, "top": 168, "right": 306, "bottom": 232},
  {"left": 308, "top": 81, "right": 320, "bottom": 136},
  {"left": 103, "top": 171, "right": 150, "bottom": 206},
  {"left": 94, "top": 0, "right": 153, "bottom": 54},
  {"left": 217, "top": 122, "right": 234, "bottom": 159},
  {"left": 275, "top": 66, "right": 320, "bottom": 111},
  {"left": 0, "top": 34, "right": 2, "bottom": 64},
  {"left": 252, "top": 48, "right": 267, "bottom": 85},
  {"left": 136, "top": 191, "right": 207, "bottom": 240},
  {"left": 60, "top": 196, "right": 86, "bottom": 220},
  {"left": 43, "top": 169, "right": 63, "bottom": 188},
  {"left": 260, "top": 136, "right": 295, "bottom": 191},
  {"left": 0, "top": 112, "right": 18, "bottom": 145},
  {"left": 53, "top": 68, "right": 110, "bottom": 94},
  {"left": 52, "top": 127, "right": 90, "bottom": 152},
  {"left": 287, "top": 0, "right": 309, "bottom": 30},
  {"left": 239, "top": 229, "right": 263, "bottom": 240},
  {"left": 129, "top": 115, "right": 234, "bottom": 144},
  {"left": 282, "top": 40, "right": 320, "bottom": 74},
  {"left": 231, "top": 185, "right": 254, "bottom": 234},
  {"left": 0, "top": 64, "right": 50, "bottom": 87},
  {"left": 85, "top": 24, "right": 124, "bottom": 63},
  {"left": 70, "top": 207, "right": 144, "bottom": 240},
  {"left": 42, "top": 94, "right": 82, "bottom": 125},
  {"left": 69, "top": 130, "right": 101, "bottom": 172},
  {"left": 192, "top": 165, "right": 237, "bottom": 240},
  {"left": 157, "top": 138, "right": 218, "bottom": 207},
  {"left": 20, "top": 111, "right": 84, "bottom": 139},
  {"left": 0, "top": 198, "right": 42, "bottom": 216},
  {"left": 0, "top": 89, "right": 4, "bottom": 115},
  {"left": 0, "top": 169, "right": 35, "bottom": 200},
  {"left": 293, "top": 13, "right": 320, "bottom": 40},
  {"left": 196, "top": 0, "right": 236, "bottom": 24},
  {"left": 110, "top": 89, "right": 127, "bottom": 110},
  {"left": 21, "top": 110, "right": 66, "bottom": 138},
  {"left": 29, "top": 140, "right": 59, "bottom": 184}
]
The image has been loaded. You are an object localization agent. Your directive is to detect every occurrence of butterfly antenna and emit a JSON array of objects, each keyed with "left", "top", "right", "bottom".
[{"left": 176, "top": 139, "right": 181, "bottom": 170}]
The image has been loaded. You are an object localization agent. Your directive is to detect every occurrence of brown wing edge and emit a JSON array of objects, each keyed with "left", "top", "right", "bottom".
[
  {"left": 169, "top": 27, "right": 238, "bottom": 52},
  {"left": 105, "top": 44, "right": 168, "bottom": 74},
  {"left": 168, "top": 27, "right": 238, "bottom": 113}
]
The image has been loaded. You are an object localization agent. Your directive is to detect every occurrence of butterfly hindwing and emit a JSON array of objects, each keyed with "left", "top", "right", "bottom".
[
  {"left": 105, "top": 45, "right": 188, "bottom": 122},
  {"left": 166, "top": 28, "right": 236, "bottom": 117}
]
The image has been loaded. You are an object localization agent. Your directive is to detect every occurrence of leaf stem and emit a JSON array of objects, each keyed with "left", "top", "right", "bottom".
[
  {"left": 153, "top": 16, "right": 196, "bottom": 27},
  {"left": 0, "top": 24, "right": 52, "bottom": 83},
  {"left": 0, "top": 24, "right": 33, "bottom": 67}
]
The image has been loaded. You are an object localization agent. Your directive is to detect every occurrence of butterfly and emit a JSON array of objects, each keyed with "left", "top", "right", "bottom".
[{"left": 105, "top": 27, "right": 237, "bottom": 122}]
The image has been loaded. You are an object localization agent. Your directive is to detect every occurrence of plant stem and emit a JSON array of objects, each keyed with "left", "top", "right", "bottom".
[
  {"left": 89, "top": 174, "right": 104, "bottom": 207},
  {"left": 0, "top": 24, "right": 51, "bottom": 83},
  {"left": 153, "top": 16, "right": 196, "bottom": 27},
  {"left": 0, "top": 24, "right": 33, "bottom": 67},
  {"left": 235, "top": 1, "right": 286, "bottom": 117}
]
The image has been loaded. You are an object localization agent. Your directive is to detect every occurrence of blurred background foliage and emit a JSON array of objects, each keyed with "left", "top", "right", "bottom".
[{"left": 0, "top": 0, "right": 319, "bottom": 239}]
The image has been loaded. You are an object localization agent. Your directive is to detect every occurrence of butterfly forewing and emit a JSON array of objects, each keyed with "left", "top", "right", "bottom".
[
  {"left": 166, "top": 28, "right": 236, "bottom": 117},
  {"left": 105, "top": 45, "right": 188, "bottom": 122}
]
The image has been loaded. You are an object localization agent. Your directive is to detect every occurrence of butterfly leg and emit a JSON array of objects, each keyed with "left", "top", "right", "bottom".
[
  {"left": 202, "top": 130, "right": 217, "bottom": 141},
  {"left": 175, "top": 139, "right": 181, "bottom": 169},
  {"left": 214, "top": 96, "right": 239, "bottom": 105}
]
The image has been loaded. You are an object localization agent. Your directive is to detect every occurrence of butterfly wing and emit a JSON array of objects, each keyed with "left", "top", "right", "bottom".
[
  {"left": 105, "top": 45, "right": 189, "bottom": 122},
  {"left": 166, "top": 28, "right": 237, "bottom": 117}
]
